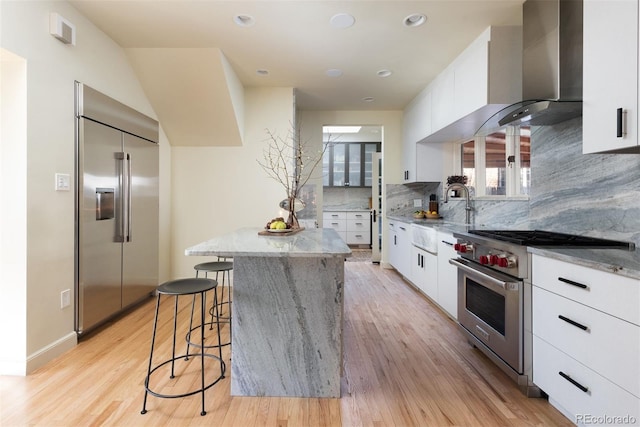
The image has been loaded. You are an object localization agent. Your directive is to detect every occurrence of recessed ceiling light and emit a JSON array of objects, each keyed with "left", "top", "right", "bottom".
[
  {"left": 234, "top": 14, "right": 255, "bottom": 27},
  {"left": 362, "top": 97, "right": 375, "bottom": 103},
  {"left": 323, "top": 126, "right": 362, "bottom": 133},
  {"left": 330, "top": 13, "right": 355, "bottom": 29},
  {"left": 403, "top": 13, "right": 427, "bottom": 27},
  {"left": 377, "top": 69, "right": 392, "bottom": 78},
  {"left": 326, "top": 69, "right": 343, "bottom": 77},
  {"left": 256, "top": 69, "right": 269, "bottom": 76}
]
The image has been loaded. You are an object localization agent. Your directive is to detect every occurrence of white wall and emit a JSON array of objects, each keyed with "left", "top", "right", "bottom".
[
  {"left": 171, "top": 87, "right": 294, "bottom": 277},
  {"left": 297, "top": 110, "right": 403, "bottom": 264},
  {"left": 0, "top": 48, "right": 28, "bottom": 375},
  {"left": 0, "top": 0, "right": 171, "bottom": 374}
]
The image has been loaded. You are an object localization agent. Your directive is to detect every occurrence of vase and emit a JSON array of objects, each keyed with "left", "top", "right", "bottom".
[{"left": 279, "top": 197, "right": 305, "bottom": 229}]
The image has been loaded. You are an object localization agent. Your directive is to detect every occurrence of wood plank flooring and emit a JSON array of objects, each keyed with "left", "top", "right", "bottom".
[{"left": 0, "top": 262, "right": 572, "bottom": 426}]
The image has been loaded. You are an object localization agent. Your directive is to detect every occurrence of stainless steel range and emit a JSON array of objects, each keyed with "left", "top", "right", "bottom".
[{"left": 450, "top": 229, "right": 634, "bottom": 397}]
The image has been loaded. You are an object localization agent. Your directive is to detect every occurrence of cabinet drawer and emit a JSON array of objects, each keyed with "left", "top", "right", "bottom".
[
  {"left": 533, "top": 287, "right": 640, "bottom": 398},
  {"left": 347, "top": 230, "right": 370, "bottom": 245},
  {"left": 347, "top": 218, "right": 369, "bottom": 232},
  {"left": 346, "top": 211, "right": 369, "bottom": 221},
  {"left": 533, "top": 336, "right": 640, "bottom": 424},
  {"left": 532, "top": 255, "right": 640, "bottom": 326},
  {"left": 323, "top": 219, "right": 346, "bottom": 232},
  {"left": 323, "top": 211, "right": 346, "bottom": 221}
]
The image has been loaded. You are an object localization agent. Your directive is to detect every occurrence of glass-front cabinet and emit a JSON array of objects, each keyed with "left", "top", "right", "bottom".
[{"left": 323, "top": 142, "right": 380, "bottom": 187}]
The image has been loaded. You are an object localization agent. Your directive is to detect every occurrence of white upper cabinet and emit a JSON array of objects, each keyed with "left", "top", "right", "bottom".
[
  {"left": 402, "top": 89, "right": 433, "bottom": 182},
  {"left": 583, "top": 0, "right": 639, "bottom": 154},
  {"left": 402, "top": 26, "right": 522, "bottom": 154}
]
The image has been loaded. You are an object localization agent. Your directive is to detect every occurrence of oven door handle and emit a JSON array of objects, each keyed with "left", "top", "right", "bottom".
[{"left": 449, "top": 258, "right": 514, "bottom": 290}]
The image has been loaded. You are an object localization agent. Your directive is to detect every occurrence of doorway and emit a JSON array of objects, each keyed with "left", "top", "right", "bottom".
[
  {"left": 1, "top": 48, "right": 28, "bottom": 375},
  {"left": 321, "top": 125, "right": 382, "bottom": 262}
]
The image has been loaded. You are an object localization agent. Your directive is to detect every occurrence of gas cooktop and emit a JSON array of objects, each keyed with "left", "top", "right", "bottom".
[{"left": 468, "top": 229, "right": 635, "bottom": 250}]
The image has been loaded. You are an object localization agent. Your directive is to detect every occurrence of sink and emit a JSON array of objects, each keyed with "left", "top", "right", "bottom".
[{"left": 410, "top": 223, "right": 438, "bottom": 254}]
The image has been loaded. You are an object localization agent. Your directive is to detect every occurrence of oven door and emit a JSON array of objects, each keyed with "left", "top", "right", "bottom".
[{"left": 450, "top": 258, "right": 523, "bottom": 373}]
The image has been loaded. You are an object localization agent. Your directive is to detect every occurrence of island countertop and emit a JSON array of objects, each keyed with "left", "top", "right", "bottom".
[{"left": 185, "top": 227, "right": 352, "bottom": 258}]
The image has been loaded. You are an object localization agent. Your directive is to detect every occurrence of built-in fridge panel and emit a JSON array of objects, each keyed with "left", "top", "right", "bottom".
[
  {"left": 121, "top": 132, "right": 159, "bottom": 308},
  {"left": 75, "top": 82, "right": 159, "bottom": 336}
]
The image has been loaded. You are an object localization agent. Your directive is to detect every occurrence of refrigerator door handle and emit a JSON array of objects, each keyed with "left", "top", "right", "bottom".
[
  {"left": 125, "top": 153, "right": 132, "bottom": 242},
  {"left": 115, "top": 152, "right": 131, "bottom": 242},
  {"left": 115, "top": 152, "right": 126, "bottom": 242}
]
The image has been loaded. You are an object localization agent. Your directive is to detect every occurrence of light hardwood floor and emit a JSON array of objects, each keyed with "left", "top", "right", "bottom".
[{"left": 0, "top": 262, "right": 572, "bottom": 426}]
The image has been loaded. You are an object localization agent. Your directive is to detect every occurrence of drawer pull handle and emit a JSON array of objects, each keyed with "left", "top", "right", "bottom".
[
  {"left": 442, "top": 240, "right": 454, "bottom": 246},
  {"left": 558, "top": 315, "right": 589, "bottom": 331},
  {"left": 559, "top": 371, "right": 589, "bottom": 393},
  {"left": 617, "top": 107, "right": 624, "bottom": 138},
  {"left": 558, "top": 277, "right": 588, "bottom": 290}
]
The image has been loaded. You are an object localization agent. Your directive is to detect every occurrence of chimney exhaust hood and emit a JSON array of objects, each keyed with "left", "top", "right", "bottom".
[{"left": 477, "top": 0, "right": 583, "bottom": 135}]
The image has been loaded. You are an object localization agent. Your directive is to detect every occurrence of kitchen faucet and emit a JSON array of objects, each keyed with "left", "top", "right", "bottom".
[{"left": 444, "top": 183, "right": 472, "bottom": 225}]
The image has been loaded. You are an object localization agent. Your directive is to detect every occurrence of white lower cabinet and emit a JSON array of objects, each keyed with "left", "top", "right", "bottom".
[
  {"left": 388, "top": 220, "right": 411, "bottom": 279},
  {"left": 322, "top": 211, "right": 347, "bottom": 242},
  {"left": 534, "top": 336, "right": 640, "bottom": 425},
  {"left": 532, "top": 254, "right": 640, "bottom": 424},
  {"left": 436, "top": 231, "right": 458, "bottom": 319},
  {"left": 323, "top": 211, "right": 370, "bottom": 245},
  {"left": 410, "top": 245, "right": 437, "bottom": 300}
]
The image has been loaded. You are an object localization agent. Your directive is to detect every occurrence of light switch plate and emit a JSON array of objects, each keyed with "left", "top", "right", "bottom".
[
  {"left": 55, "top": 173, "right": 70, "bottom": 191},
  {"left": 413, "top": 199, "right": 422, "bottom": 208}
]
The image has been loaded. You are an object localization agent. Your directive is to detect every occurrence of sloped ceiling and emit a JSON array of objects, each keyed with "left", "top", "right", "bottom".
[
  {"left": 125, "top": 48, "right": 244, "bottom": 147},
  {"left": 71, "top": 0, "right": 524, "bottom": 148}
]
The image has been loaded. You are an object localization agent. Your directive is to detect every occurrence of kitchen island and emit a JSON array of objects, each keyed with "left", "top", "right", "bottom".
[{"left": 185, "top": 227, "right": 351, "bottom": 398}]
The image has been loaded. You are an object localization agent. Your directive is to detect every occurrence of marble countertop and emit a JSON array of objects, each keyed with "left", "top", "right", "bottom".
[
  {"left": 528, "top": 246, "right": 640, "bottom": 280},
  {"left": 185, "top": 227, "right": 352, "bottom": 258},
  {"left": 386, "top": 214, "right": 470, "bottom": 234},
  {"left": 386, "top": 214, "right": 640, "bottom": 280},
  {"left": 323, "top": 208, "right": 370, "bottom": 212}
]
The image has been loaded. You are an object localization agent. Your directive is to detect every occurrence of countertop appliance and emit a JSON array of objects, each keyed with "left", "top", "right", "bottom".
[
  {"left": 450, "top": 229, "right": 633, "bottom": 396},
  {"left": 75, "top": 82, "right": 159, "bottom": 336},
  {"left": 476, "top": 0, "right": 584, "bottom": 135}
]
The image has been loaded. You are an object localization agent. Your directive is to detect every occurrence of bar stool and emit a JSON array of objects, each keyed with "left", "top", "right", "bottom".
[
  {"left": 194, "top": 258, "right": 232, "bottom": 343},
  {"left": 141, "top": 278, "right": 225, "bottom": 416}
]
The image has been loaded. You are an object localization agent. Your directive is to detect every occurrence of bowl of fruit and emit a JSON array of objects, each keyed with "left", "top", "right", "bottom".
[
  {"left": 413, "top": 210, "right": 425, "bottom": 219},
  {"left": 425, "top": 211, "right": 441, "bottom": 219},
  {"left": 265, "top": 217, "right": 290, "bottom": 232}
]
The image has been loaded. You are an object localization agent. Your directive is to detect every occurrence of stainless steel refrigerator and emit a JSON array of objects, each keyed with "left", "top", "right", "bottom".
[{"left": 75, "top": 82, "right": 159, "bottom": 336}]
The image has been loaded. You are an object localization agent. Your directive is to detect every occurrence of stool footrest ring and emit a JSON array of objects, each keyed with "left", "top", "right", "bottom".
[{"left": 143, "top": 354, "right": 226, "bottom": 400}]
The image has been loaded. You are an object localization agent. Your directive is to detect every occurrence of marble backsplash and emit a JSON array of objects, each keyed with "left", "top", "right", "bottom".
[
  {"left": 323, "top": 187, "right": 372, "bottom": 210},
  {"left": 387, "top": 117, "right": 640, "bottom": 246}
]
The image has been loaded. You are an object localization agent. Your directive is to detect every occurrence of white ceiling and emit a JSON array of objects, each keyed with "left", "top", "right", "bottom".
[{"left": 69, "top": 0, "right": 524, "bottom": 146}]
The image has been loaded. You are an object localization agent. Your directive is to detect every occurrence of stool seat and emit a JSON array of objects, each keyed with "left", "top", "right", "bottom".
[
  {"left": 157, "top": 278, "right": 216, "bottom": 296},
  {"left": 194, "top": 261, "right": 233, "bottom": 273}
]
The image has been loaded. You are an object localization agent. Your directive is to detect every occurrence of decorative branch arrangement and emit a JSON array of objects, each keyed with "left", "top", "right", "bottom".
[{"left": 257, "top": 125, "right": 330, "bottom": 228}]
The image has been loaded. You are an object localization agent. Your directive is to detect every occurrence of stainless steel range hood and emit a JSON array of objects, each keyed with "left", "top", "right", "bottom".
[{"left": 477, "top": 0, "right": 583, "bottom": 135}]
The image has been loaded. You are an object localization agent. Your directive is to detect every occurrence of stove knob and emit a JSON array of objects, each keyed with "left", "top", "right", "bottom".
[
  {"left": 479, "top": 255, "right": 489, "bottom": 265},
  {"left": 497, "top": 255, "right": 516, "bottom": 268},
  {"left": 458, "top": 243, "right": 473, "bottom": 253},
  {"left": 454, "top": 243, "right": 461, "bottom": 251},
  {"left": 489, "top": 255, "right": 499, "bottom": 266}
]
